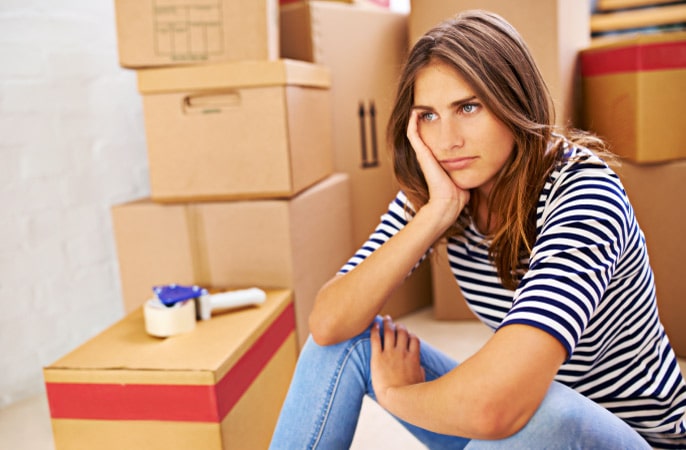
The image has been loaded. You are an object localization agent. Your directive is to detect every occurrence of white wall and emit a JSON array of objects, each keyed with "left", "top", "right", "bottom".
[{"left": 0, "top": 0, "right": 149, "bottom": 408}]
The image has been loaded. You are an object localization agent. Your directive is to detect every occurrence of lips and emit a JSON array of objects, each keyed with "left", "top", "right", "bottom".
[{"left": 440, "top": 156, "right": 477, "bottom": 170}]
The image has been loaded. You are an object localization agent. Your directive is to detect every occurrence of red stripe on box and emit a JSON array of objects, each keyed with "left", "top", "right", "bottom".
[
  {"left": 215, "top": 301, "right": 295, "bottom": 419},
  {"left": 581, "top": 40, "right": 686, "bottom": 76},
  {"left": 45, "top": 382, "right": 220, "bottom": 422},
  {"left": 46, "top": 302, "right": 295, "bottom": 422}
]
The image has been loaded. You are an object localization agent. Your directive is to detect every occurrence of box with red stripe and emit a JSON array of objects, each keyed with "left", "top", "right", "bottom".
[
  {"left": 43, "top": 289, "right": 296, "bottom": 449},
  {"left": 580, "top": 30, "right": 686, "bottom": 163}
]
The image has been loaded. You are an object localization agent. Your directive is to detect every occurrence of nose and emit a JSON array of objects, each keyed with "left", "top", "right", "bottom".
[{"left": 439, "top": 117, "right": 465, "bottom": 152}]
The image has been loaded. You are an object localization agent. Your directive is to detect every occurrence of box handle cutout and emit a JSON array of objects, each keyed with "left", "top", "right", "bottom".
[
  {"left": 183, "top": 91, "right": 241, "bottom": 115},
  {"left": 359, "top": 100, "right": 379, "bottom": 168}
]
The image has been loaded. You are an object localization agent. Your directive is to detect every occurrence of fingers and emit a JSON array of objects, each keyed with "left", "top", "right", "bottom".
[
  {"left": 379, "top": 316, "right": 415, "bottom": 351},
  {"left": 408, "top": 331, "right": 421, "bottom": 354},
  {"left": 406, "top": 110, "right": 430, "bottom": 159},
  {"left": 406, "top": 109, "right": 419, "bottom": 142},
  {"left": 383, "top": 316, "right": 396, "bottom": 349},
  {"left": 395, "top": 323, "right": 409, "bottom": 350},
  {"left": 370, "top": 320, "right": 382, "bottom": 353}
]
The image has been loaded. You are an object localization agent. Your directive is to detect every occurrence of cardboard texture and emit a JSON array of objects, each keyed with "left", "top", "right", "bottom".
[
  {"left": 113, "top": 0, "right": 279, "bottom": 68},
  {"left": 408, "top": 0, "right": 589, "bottom": 127},
  {"left": 616, "top": 160, "right": 686, "bottom": 357},
  {"left": 137, "top": 59, "right": 334, "bottom": 202},
  {"left": 591, "top": 4, "right": 686, "bottom": 34},
  {"left": 430, "top": 241, "right": 477, "bottom": 320},
  {"left": 280, "top": 1, "right": 434, "bottom": 319},
  {"left": 111, "top": 174, "right": 353, "bottom": 348},
  {"left": 43, "top": 289, "right": 297, "bottom": 450},
  {"left": 596, "top": 0, "right": 669, "bottom": 9},
  {"left": 581, "top": 31, "right": 686, "bottom": 163}
]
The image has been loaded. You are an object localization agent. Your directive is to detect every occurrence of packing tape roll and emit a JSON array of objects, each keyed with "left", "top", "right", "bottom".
[{"left": 144, "top": 298, "right": 196, "bottom": 337}]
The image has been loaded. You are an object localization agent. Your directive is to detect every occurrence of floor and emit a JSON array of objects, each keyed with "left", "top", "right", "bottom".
[{"left": 1, "top": 307, "right": 683, "bottom": 449}]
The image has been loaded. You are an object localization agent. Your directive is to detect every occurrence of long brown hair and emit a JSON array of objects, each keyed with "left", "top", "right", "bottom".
[{"left": 388, "top": 10, "right": 610, "bottom": 290}]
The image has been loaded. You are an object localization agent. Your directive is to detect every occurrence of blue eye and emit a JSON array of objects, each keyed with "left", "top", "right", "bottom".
[
  {"left": 420, "top": 111, "right": 438, "bottom": 121},
  {"left": 462, "top": 103, "right": 479, "bottom": 114}
]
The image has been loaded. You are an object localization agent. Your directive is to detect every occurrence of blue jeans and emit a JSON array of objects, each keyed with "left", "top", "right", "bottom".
[{"left": 270, "top": 318, "right": 651, "bottom": 449}]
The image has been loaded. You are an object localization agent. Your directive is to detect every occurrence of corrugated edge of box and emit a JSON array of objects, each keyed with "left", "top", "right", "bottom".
[{"left": 137, "top": 59, "right": 332, "bottom": 94}]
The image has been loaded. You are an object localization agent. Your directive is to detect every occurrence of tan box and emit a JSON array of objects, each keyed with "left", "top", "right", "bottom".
[
  {"left": 430, "top": 241, "right": 477, "bottom": 320},
  {"left": 280, "top": 1, "right": 433, "bottom": 319},
  {"left": 616, "top": 160, "right": 686, "bottom": 357},
  {"left": 581, "top": 31, "right": 686, "bottom": 163},
  {"left": 408, "top": 0, "right": 589, "bottom": 127},
  {"left": 111, "top": 174, "right": 353, "bottom": 347},
  {"left": 44, "top": 289, "right": 296, "bottom": 450},
  {"left": 591, "top": 3, "right": 686, "bottom": 35},
  {"left": 113, "top": 0, "right": 279, "bottom": 68},
  {"left": 137, "top": 59, "right": 334, "bottom": 202}
]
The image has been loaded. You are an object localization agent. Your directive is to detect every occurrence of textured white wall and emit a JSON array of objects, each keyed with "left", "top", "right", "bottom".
[{"left": 0, "top": 0, "right": 149, "bottom": 408}]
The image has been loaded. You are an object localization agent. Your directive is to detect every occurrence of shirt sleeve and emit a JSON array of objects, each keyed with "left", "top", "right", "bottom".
[
  {"left": 338, "top": 191, "right": 418, "bottom": 275},
  {"left": 499, "top": 160, "right": 631, "bottom": 358}
]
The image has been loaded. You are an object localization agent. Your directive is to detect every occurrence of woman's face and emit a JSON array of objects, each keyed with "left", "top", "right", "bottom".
[{"left": 412, "top": 59, "right": 515, "bottom": 200}]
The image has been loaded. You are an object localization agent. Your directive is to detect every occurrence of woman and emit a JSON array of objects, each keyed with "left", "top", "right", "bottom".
[{"left": 270, "top": 10, "right": 686, "bottom": 449}]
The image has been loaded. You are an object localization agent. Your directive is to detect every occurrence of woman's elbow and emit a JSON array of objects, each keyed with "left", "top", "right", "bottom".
[
  {"left": 308, "top": 311, "right": 339, "bottom": 346},
  {"left": 470, "top": 400, "right": 532, "bottom": 440}
]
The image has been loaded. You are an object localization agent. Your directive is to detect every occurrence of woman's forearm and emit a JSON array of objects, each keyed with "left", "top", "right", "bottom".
[
  {"left": 376, "top": 324, "right": 567, "bottom": 439},
  {"left": 309, "top": 202, "right": 456, "bottom": 345}
]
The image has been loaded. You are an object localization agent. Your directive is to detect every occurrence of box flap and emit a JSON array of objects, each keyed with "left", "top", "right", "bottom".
[
  {"left": 586, "top": 29, "right": 686, "bottom": 51},
  {"left": 44, "top": 289, "right": 293, "bottom": 383},
  {"left": 137, "top": 59, "right": 331, "bottom": 94}
]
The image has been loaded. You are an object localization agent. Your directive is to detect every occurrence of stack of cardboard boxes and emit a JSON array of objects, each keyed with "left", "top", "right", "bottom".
[
  {"left": 113, "top": 0, "right": 433, "bottom": 347},
  {"left": 581, "top": 1, "right": 686, "bottom": 358},
  {"left": 44, "top": 0, "right": 350, "bottom": 448},
  {"left": 111, "top": 0, "right": 355, "bottom": 351},
  {"left": 113, "top": 59, "right": 350, "bottom": 350}
]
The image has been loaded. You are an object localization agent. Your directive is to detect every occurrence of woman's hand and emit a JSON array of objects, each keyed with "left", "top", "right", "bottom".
[
  {"left": 370, "top": 316, "right": 425, "bottom": 409},
  {"left": 407, "top": 110, "right": 470, "bottom": 225}
]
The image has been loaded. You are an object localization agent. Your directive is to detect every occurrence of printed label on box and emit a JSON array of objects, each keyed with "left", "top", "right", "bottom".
[{"left": 154, "top": 0, "right": 223, "bottom": 61}]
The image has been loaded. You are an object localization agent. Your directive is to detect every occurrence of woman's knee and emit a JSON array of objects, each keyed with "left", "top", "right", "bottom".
[{"left": 513, "top": 382, "right": 651, "bottom": 449}]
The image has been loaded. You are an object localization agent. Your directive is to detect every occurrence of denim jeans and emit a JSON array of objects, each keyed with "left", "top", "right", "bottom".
[{"left": 270, "top": 317, "right": 651, "bottom": 449}]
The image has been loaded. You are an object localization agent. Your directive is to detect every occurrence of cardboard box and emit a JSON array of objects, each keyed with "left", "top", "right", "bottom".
[
  {"left": 581, "top": 31, "right": 686, "bottom": 163},
  {"left": 430, "top": 240, "right": 477, "bottom": 320},
  {"left": 590, "top": 3, "right": 686, "bottom": 35},
  {"left": 408, "top": 0, "right": 589, "bottom": 127},
  {"left": 137, "top": 59, "right": 334, "bottom": 202},
  {"left": 280, "top": 1, "right": 434, "bottom": 319},
  {"left": 595, "top": 0, "right": 677, "bottom": 10},
  {"left": 113, "top": 0, "right": 279, "bottom": 68},
  {"left": 111, "top": 174, "right": 353, "bottom": 348},
  {"left": 44, "top": 288, "right": 297, "bottom": 450},
  {"left": 616, "top": 160, "right": 686, "bottom": 357}
]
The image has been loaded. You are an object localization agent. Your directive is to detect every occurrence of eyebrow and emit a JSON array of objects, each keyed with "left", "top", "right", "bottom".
[{"left": 412, "top": 95, "right": 478, "bottom": 110}]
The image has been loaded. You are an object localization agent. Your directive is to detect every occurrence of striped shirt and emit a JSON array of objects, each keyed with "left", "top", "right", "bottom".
[{"left": 339, "top": 146, "right": 686, "bottom": 448}]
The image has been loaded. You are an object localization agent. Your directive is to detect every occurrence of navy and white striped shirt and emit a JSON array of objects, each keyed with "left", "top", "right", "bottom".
[{"left": 340, "top": 146, "right": 686, "bottom": 448}]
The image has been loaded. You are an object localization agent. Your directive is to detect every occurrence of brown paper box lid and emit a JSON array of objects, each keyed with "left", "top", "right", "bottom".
[
  {"left": 44, "top": 289, "right": 293, "bottom": 385},
  {"left": 137, "top": 59, "right": 331, "bottom": 94}
]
